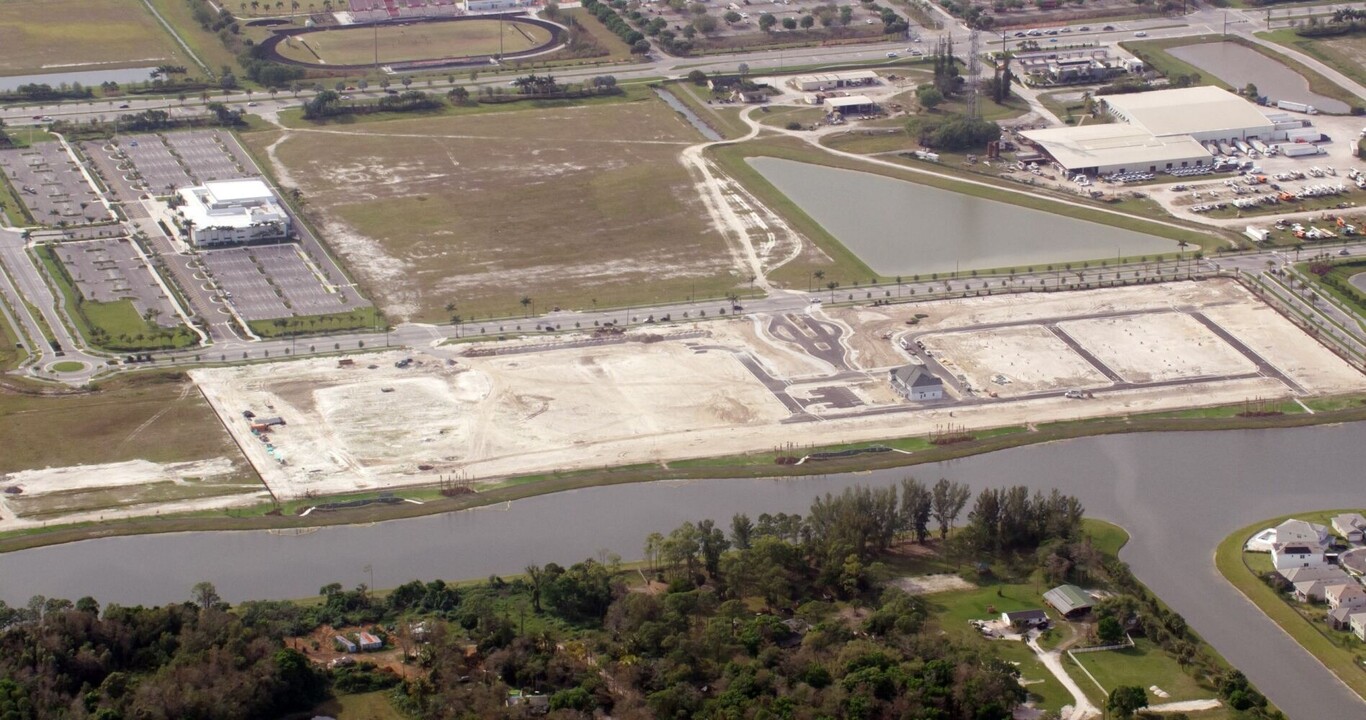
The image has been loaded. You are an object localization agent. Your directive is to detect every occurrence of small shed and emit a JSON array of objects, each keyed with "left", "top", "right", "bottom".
[
  {"left": 357, "top": 631, "right": 382, "bottom": 651},
  {"left": 1002, "top": 609, "right": 1049, "bottom": 628},
  {"left": 333, "top": 635, "right": 357, "bottom": 653},
  {"left": 1043, "top": 584, "right": 1094, "bottom": 618},
  {"left": 824, "top": 95, "right": 876, "bottom": 116}
]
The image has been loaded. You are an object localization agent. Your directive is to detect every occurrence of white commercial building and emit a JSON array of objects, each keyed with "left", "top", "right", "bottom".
[
  {"left": 176, "top": 178, "right": 291, "bottom": 248},
  {"left": 1021, "top": 86, "right": 1282, "bottom": 175},
  {"left": 1101, "top": 86, "right": 1276, "bottom": 143},
  {"left": 1019, "top": 124, "right": 1212, "bottom": 176},
  {"left": 464, "top": 0, "right": 521, "bottom": 11},
  {"left": 791, "top": 70, "right": 879, "bottom": 92}
]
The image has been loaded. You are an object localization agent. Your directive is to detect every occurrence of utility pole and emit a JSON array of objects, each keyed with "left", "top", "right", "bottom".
[{"left": 374, "top": 23, "right": 379, "bottom": 70}]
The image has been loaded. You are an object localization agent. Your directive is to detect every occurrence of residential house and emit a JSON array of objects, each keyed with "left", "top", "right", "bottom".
[
  {"left": 1276, "top": 519, "right": 1332, "bottom": 547},
  {"left": 1351, "top": 612, "right": 1366, "bottom": 642},
  {"left": 1333, "top": 513, "right": 1366, "bottom": 544},
  {"left": 889, "top": 364, "right": 943, "bottom": 401},
  {"left": 1002, "top": 609, "right": 1050, "bottom": 629},
  {"left": 1328, "top": 606, "right": 1357, "bottom": 631},
  {"left": 1294, "top": 579, "right": 1332, "bottom": 603},
  {"left": 1325, "top": 583, "right": 1366, "bottom": 611},
  {"left": 1279, "top": 565, "right": 1351, "bottom": 585},
  {"left": 1043, "top": 585, "right": 1095, "bottom": 618},
  {"left": 333, "top": 635, "right": 357, "bottom": 653},
  {"left": 1271, "top": 541, "right": 1326, "bottom": 571},
  {"left": 1341, "top": 548, "right": 1366, "bottom": 577},
  {"left": 357, "top": 632, "right": 383, "bottom": 652}
]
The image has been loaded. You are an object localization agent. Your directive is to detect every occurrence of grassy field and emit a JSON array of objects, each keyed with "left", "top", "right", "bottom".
[
  {"left": 306, "top": 692, "right": 405, "bottom": 720},
  {"left": 275, "top": 20, "right": 551, "bottom": 66},
  {"left": 1216, "top": 511, "right": 1366, "bottom": 703},
  {"left": 0, "top": 371, "right": 246, "bottom": 475},
  {"left": 1070, "top": 638, "right": 1219, "bottom": 704},
  {"left": 1257, "top": 29, "right": 1366, "bottom": 89},
  {"left": 145, "top": 0, "right": 242, "bottom": 77},
  {"left": 0, "top": 0, "right": 186, "bottom": 76},
  {"left": 246, "top": 97, "right": 746, "bottom": 323}
]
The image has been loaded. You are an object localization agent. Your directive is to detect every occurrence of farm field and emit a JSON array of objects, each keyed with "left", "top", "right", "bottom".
[
  {"left": 245, "top": 99, "right": 740, "bottom": 323},
  {"left": 0, "top": 0, "right": 186, "bottom": 76},
  {"left": 274, "top": 20, "right": 552, "bottom": 66}
]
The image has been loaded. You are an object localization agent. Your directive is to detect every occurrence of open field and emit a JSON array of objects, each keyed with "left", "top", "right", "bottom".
[
  {"left": 1070, "top": 638, "right": 1219, "bottom": 705},
  {"left": 245, "top": 99, "right": 742, "bottom": 323},
  {"left": 0, "top": 0, "right": 186, "bottom": 76},
  {"left": 186, "top": 279, "right": 1366, "bottom": 503},
  {"left": 274, "top": 20, "right": 552, "bottom": 66}
]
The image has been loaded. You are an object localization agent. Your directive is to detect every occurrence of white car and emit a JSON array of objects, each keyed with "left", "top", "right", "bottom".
[
  {"left": 1134, "top": 30, "right": 1148, "bottom": 37},
  {"left": 886, "top": 51, "right": 898, "bottom": 58}
]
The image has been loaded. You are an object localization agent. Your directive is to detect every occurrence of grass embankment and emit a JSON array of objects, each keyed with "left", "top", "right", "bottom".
[
  {"left": 0, "top": 306, "right": 26, "bottom": 372},
  {"left": 3, "top": 397, "right": 1364, "bottom": 553},
  {"left": 1297, "top": 258, "right": 1366, "bottom": 319},
  {"left": 1256, "top": 29, "right": 1366, "bottom": 90},
  {"left": 35, "top": 244, "right": 195, "bottom": 351},
  {"left": 145, "top": 0, "right": 242, "bottom": 77},
  {"left": 0, "top": 169, "right": 33, "bottom": 226},
  {"left": 1122, "top": 34, "right": 1361, "bottom": 113},
  {"left": 247, "top": 306, "right": 382, "bottom": 338},
  {"left": 273, "top": 83, "right": 651, "bottom": 128},
  {"left": 708, "top": 137, "right": 1224, "bottom": 289},
  {"left": 660, "top": 81, "right": 750, "bottom": 140},
  {"left": 1216, "top": 511, "right": 1366, "bottom": 703}
]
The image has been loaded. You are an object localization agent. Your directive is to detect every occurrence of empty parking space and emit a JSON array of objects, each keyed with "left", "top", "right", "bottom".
[
  {"left": 52, "top": 238, "right": 179, "bottom": 327},
  {"left": 117, "top": 137, "right": 192, "bottom": 195},
  {"left": 164, "top": 132, "right": 249, "bottom": 183},
  {"left": 0, "top": 144, "right": 109, "bottom": 226},
  {"left": 201, "top": 244, "right": 370, "bottom": 323}
]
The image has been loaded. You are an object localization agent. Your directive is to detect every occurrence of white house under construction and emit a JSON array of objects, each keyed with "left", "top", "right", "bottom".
[{"left": 176, "top": 178, "right": 291, "bottom": 247}]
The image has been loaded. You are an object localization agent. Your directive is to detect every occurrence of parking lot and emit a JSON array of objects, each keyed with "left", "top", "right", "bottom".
[
  {"left": 0, "top": 143, "right": 109, "bottom": 226},
  {"left": 116, "top": 136, "right": 192, "bottom": 195},
  {"left": 163, "top": 131, "right": 251, "bottom": 184},
  {"left": 200, "top": 244, "right": 371, "bottom": 323},
  {"left": 51, "top": 238, "right": 180, "bottom": 327}
]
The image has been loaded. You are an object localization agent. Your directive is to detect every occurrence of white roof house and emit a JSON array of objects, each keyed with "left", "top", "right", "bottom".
[
  {"left": 1276, "top": 519, "right": 1332, "bottom": 547},
  {"left": 1101, "top": 86, "right": 1276, "bottom": 142}
]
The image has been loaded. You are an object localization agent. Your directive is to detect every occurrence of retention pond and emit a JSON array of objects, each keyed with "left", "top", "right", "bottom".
[
  {"left": 747, "top": 157, "right": 1178, "bottom": 276},
  {"left": 1167, "top": 42, "right": 1350, "bottom": 114}
]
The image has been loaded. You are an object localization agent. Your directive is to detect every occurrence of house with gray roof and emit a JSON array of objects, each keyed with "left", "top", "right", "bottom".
[
  {"left": 1279, "top": 565, "right": 1352, "bottom": 585},
  {"left": 889, "top": 364, "right": 943, "bottom": 401},
  {"left": 1326, "top": 583, "right": 1366, "bottom": 612},
  {"left": 1328, "top": 606, "right": 1357, "bottom": 631},
  {"left": 1333, "top": 513, "right": 1366, "bottom": 544},
  {"left": 1043, "top": 584, "right": 1094, "bottom": 618}
]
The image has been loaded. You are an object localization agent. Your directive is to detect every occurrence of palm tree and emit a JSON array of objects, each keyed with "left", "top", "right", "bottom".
[
  {"left": 525, "top": 564, "right": 544, "bottom": 612},
  {"left": 811, "top": 268, "right": 824, "bottom": 292},
  {"left": 826, "top": 280, "right": 839, "bottom": 303},
  {"left": 520, "top": 296, "right": 534, "bottom": 316}
]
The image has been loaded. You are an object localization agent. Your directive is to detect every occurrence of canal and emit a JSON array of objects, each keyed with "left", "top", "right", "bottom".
[{"left": 1, "top": 424, "right": 1363, "bottom": 717}]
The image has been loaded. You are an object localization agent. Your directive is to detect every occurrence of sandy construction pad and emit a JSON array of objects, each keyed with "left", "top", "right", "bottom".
[
  {"left": 891, "top": 573, "right": 977, "bottom": 595},
  {"left": 920, "top": 325, "right": 1111, "bottom": 397},
  {"left": 1199, "top": 302, "right": 1365, "bottom": 394},
  {"left": 192, "top": 341, "right": 790, "bottom": 499},
  {"left": 1, "top": 458, "right": 241, "bottom": 495},
  {"left": 1057, "top": 312, "right": 1256, "bottom": 383}
]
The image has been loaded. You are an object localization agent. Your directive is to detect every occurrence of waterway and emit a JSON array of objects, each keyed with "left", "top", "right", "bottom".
[
  {"left": 747, "top": 157, "right": 1178, "bottom": 276},
  {"left": 1167, "top": 42, "right": 1351, "bottom": 114},
  {"left": 0, "top": 67, "right": 160, "bottom": 93},
  {"left": 654, "top": 87, "right": 723, "bottom": 142},
  {"left": 0, "top": 424, "right": 1363, "bottom": 717}
]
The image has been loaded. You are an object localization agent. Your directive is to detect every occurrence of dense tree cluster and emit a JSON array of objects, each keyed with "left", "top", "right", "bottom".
[
  {"left": 581, "top": 0, "right": 648, "bottom": 51},
  {"left": 905, "top": 113, "right": 1002, "bottom": 151},
  {"left": 302, "top": 90, "right": 444, "bottom": 119}
]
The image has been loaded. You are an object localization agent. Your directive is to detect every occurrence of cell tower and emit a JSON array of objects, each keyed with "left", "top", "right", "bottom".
[{"left": 966, "top": 28, "right": 981, "bottom": 119}]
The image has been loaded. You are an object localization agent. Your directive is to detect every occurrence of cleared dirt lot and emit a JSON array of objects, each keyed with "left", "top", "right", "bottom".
[
  {"left": 245, "top": 100, "right": 742, "bottom": 323},
  {"left": 189, "top": 280, "right": 1365, "bottom": 502},
  {"left": 1057, "top": 313, "right": 1256, "bottom": 384}
]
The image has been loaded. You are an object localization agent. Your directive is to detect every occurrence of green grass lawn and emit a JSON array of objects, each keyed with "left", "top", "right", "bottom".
[
  {"left": 50, "top": 360, "right": 84, "bottom": 372},
  {"left": 1217, "top": 511, "right": 1366, "bottom": 702},
  {"left": 1298, "top": 258, "right": 1366, "bottom": 318},
  {"left": 247, "top": 306, "right": 382, "bottom": 338},
  {"left": 305, "top": 691, "right": 405, "bottom": 720},
  {"left": 35, "top": 245, "right": 194, "bottom": 351},
  {"left": 1070, "top": 637, "right": 1219, "bottom": 704},
  {"left": 145, "top": 0, "right": 242, "bottom": 77},
  {"left": 0, "top": 167, "right": 34, "bottom": 226},
  {"left": 0, "top": 0, "right": 188, "bottom": 76}
]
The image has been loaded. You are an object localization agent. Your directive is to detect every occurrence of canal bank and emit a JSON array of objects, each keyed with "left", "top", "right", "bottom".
[{"left": 1, "top": 423, "right": 1365, "bottom": 717}]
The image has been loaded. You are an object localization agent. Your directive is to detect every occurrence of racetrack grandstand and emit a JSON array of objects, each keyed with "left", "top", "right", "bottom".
[{"left": 345, "top": 0, "right": 462, "bottom": 22}]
